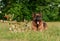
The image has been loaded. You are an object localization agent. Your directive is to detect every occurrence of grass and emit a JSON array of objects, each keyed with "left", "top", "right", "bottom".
[{"left": 0, "top": 22, "right": 60, "bottom": 41}]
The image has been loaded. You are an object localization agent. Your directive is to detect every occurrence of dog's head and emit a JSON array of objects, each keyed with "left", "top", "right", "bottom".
[{"left": 32, "top": 12, "right": 42, "bottom": 24}]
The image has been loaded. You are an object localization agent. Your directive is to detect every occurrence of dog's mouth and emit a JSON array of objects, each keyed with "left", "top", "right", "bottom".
[{"left": 37, "top": 21, "right": 39, "bottom": 24}]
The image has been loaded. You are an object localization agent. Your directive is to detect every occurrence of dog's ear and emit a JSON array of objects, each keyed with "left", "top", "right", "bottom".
[
  {"left": 39, "top": 12, "right": 42, "bottom": 17},
  {"left": 32, "top": 12, "right": 36, "bottom": 18}
]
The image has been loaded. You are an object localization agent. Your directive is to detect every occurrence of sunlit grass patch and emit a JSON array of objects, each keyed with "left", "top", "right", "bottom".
[{"left": 0, "top": 22, "right": 60, "bottom": 41}]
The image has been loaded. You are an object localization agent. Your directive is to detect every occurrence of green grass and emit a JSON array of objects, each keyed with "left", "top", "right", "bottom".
[{"left": 0, "top": 22, "right": 60, "bottom": 41}]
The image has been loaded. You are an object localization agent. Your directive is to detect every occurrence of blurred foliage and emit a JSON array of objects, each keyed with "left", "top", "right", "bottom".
[{"left": 0, "top": 0, "right": 60, "bottom": 21}]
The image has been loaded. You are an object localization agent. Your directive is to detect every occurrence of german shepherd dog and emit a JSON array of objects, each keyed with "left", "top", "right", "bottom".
[{"left": 32, "top": 12, "right": 47, "bottom": 31}]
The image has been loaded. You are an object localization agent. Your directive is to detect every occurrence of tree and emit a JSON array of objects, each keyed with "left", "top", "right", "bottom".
[{"left": 1, "top": 0, "right": 60, "bottom": 21}]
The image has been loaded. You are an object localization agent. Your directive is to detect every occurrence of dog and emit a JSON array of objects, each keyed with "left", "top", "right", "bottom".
[{"left": 32, "top": 12, "right": 47, "bottom": 31}]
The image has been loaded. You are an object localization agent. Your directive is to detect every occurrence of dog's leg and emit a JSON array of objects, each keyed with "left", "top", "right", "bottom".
[
  {"left": 32, "top": 21, "right": 37, "bottom": 31},
  {"left": 32, "top": 25, "right": 37, "bottom": 31},
  {"left": 38, "top": 23, "right": 44, "bottom": 32}
]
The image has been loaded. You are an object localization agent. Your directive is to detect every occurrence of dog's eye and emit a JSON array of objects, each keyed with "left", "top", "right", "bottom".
[{"left": 36, "top": 16, "right": 40, "bottom": 18}]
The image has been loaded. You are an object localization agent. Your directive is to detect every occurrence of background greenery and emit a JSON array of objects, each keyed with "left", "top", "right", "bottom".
[{"left": 0, "top": 0, "right": 60, "bottom": 22}]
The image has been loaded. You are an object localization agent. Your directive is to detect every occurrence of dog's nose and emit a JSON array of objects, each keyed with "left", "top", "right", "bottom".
[{"left": 36, "top": 16, "right": 41, "bottom": 21}]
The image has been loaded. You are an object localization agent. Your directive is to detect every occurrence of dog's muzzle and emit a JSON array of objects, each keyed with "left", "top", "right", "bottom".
[
  {"left": 34, "top": 16, "right": 41, "bottom": 24},
  {"left": 35, "top": 16, "right": 41, "bottom": 20}
]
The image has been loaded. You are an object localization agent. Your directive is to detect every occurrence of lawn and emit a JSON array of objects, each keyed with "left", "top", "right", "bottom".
[{"left": 0, "top": 22, "right": 60, "bottom": 41}]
